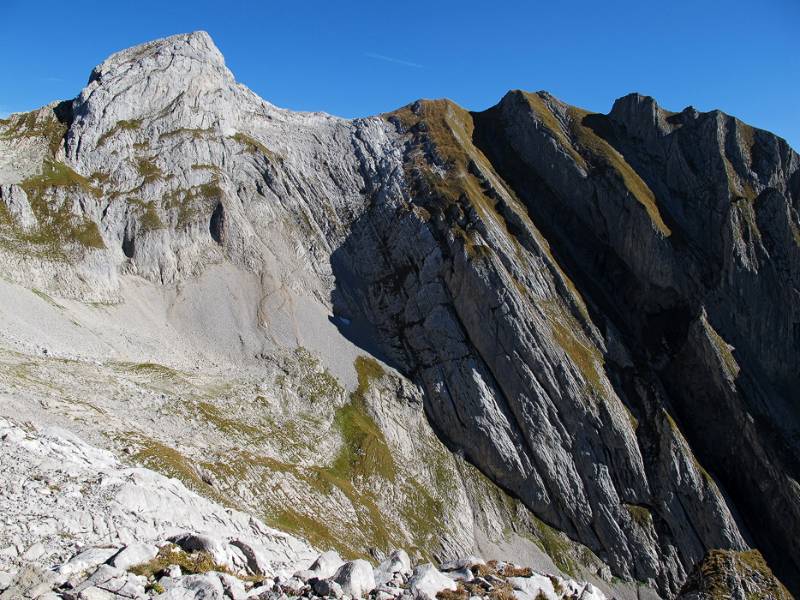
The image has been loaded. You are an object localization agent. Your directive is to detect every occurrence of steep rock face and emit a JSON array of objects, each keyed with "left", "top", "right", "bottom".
[
  {"left": 331, "top": 99, "right": 752, "bottom": 594},
  {"left": 466, "top": 90, "right": 800, "bottom": 593},
  {"left": 1, "top": 33, "right": 619, "bottom": 595},
  {"left": 0, "top": 31, "right": 797, "bottom": 599}
]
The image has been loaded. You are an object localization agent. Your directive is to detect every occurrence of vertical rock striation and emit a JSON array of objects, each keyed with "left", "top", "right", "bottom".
[{"left": 0, "top": 31, "right": 797, "bottom": 598}]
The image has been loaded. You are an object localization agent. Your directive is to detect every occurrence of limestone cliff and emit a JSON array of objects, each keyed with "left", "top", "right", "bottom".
[{"left": 0, "top": 32, "right": 797, "bottom": 599}]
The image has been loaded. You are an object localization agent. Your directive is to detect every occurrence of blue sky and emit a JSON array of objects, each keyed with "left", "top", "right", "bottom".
[{"left": 1, "top": 0, "right": 798, "bottom": 148}]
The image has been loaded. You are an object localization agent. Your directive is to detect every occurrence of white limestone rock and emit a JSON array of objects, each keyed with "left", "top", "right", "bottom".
[
  {"left": 439, "top": 556, "right": 484, "bottom": 572},
  {"left": 156, "top": 572, "right": 225, "bottom": 599},
  {"left": 310, "top": 550, "right": 346, "bottom": 580},
  {"left": 58, "top": 548, "right": 120, "bottom": 576},
  {"left": 332, "top": 559, "right": 376, "bottom": 599},
  {"left": 408, "top": 564, "right": 457, "bottom": 600},
  {"left": 108, "top": 543, "right": 159, "bottom": 571}
]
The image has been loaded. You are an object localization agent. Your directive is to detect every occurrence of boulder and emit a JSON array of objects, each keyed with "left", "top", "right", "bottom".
[
  {"left": 246, "top": 583, "right": 273, "bottom": 598},
  {"left": 333, "top": 559, "right": 377, "bottom": 599},
  {"left": 108, "top": 542, "right": 159, "bottom": 570},
  {"left": 281, "top": 576, "right": 306, "bottom": 594},
  {"left": 166, "top": 565, "right": 183, "bottom": 578},
  {"left": 376, "top": 584, "right": 404, "bottom": 598},
  {"left": 577, "top": 583, "right": 606, "bottom": 600},
  {"left": 218, "top": 572, "right": 247, "bottom": 600},
  {"left": 156, "top": 572, "right": 225, "bottom": 599},
  {"left": 58, "top": 547, "right": 121, "bottom": 576},
  {"left": 508, "top": 574, "right": 558, "bottom": 600},
  {"left": 379, "top": 549, "right": 412, "bottom": 574},
  {"left": 62, "top": 565, "right": 146, "bottom": 600},
  {"left": 310, "top": 577, "right": 344, "bottom": 598},
  {"left": 439, "top": 556, "right": 485, "bottom": 572},
  {"left": 409, "top": 564, "right": 457, "bottom": 600},
  {"left": 169, "top": 532, "right": 248, "bottom": 574},
  {"left": 376, "top": 549, "right": 412, "bottom": 586},
  {"left": 229, "top": 540, "right": 272, "bottom": 577},
  {"left": 310, "top": 550, "right": 345, "bottom": 579},
  {"left": 293, "top": 569, "right": 317, "bottom": 582}
]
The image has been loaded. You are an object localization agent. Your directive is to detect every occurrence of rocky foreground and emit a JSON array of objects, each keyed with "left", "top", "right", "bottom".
[
  {"left": 0, "top": 418, "right": 790, "bottom": 600},
  {"left": 0, "top": 417, "right": 609, "bottom": 600}
]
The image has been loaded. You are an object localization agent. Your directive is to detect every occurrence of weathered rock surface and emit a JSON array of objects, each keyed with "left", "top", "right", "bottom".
[
  {"left": 332, "top": 559, "right": 376, "bottom": 598},
  {"left": 0, "top": 30, "right": 797, "bottom": 599},
  {"left": 676, "top": 549, "right": 791, "bottom": 600},
  {"left": 0, "top": 416, "right": 615, "bottom": 599},
  {"left": 408, "top": 564, "right": 457, "bottom": 600},
  {"left": 0, "top": 417, "right": 316, "bottom": 582}
]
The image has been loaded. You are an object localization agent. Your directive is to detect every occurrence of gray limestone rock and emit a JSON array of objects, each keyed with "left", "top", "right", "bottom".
[
  {"left": 108, "top": 543, "right": 159, "bottom": 571},
  {"left": 408, "top": 564, "right": 457, "bottom": 600},
  {"left": 332, "top": 560, "right": 376, "bottom": 599},
  {"left": 0, "top": 30, "right": 797, "bottom": 600},
  {"left": 310, "top": 551, "right": 346, "bottom": 580}
]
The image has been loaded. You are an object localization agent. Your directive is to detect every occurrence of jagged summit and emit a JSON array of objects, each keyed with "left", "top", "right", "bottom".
[
  {"left": 69, "top": 31, "right": 244, "bottom": 163},
  {"left": 0, "top": 33, "right": 798, "bottom": 600},
  {"left": 88, "top": 30, "right": 226, "bottom": 82}
]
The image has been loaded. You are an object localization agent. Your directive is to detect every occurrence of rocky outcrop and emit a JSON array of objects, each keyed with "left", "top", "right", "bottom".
[
  {"left": 0, "top": 417, "right": 316, "bottom": 579},
  {"left": 0, "top": 417, "right": 612, "bottom": 600},
  {"left": 676, "top": 549, "right": 791, "bottom": 600},
  {"left": 0, "top": 31, "right": 797, "bottom": 598}
]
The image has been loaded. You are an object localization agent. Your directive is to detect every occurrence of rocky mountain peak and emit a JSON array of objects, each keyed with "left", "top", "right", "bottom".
[
  {"left": 67, "top": 31, "right": 241, "bottom": 162},
  {"left": 87, "top": 30, "right": 227, "bottom": 86},
  {"left": 607, "top": 92, "right": 673, "bottom": 139},
  {"left": 0, "top": 32, "right": 798, "bottom": 600}
]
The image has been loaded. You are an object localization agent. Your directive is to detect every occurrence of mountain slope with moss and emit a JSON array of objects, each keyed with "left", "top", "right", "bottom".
[{"left": 0, "top": 31, "right": 797, "bottom": 599}]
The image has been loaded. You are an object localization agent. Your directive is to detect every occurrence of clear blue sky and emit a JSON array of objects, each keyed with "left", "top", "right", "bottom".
[{"left": 1, "top": 0, "right": 798, "bottom": 149}]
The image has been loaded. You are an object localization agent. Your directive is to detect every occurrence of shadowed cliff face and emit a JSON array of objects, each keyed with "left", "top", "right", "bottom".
[
  {"left": 330, "top": 94, "right": 800, "bottom": 595},
  {"left": 1, "top": 32, "right": 798, "bottom": 600},
  {"left": 470, "top": 91, "right": 800, "bottom": 593}
]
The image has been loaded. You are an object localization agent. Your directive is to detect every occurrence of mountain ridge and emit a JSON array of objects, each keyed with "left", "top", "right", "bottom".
[{"left": 0, "top": 31, "right": 797, "bottom": 599}]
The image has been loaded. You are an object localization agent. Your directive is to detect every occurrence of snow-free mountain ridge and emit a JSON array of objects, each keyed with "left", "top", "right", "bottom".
[{"left": 0, "top": 31, "right": 797, "bottom": 600}]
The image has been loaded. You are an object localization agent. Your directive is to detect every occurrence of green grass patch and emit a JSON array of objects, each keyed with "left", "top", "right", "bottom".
[
  {"left": 195, "top": 400, "right": 265, "bottom": 440},
  {"left": 191, "top": 163, "right": 222, "bottom": 173},
  {"left": 129, "top": 543, "right": 229, "bottom": 578},
  {"left": 136, "top": 157, "right": 162, "bottom": 182},
  {"left": 531, "top": 516, "right": 578, "bottom": 577},
  {"left": 328, "top": 356, "right": 396, "bottom": 483},
  {"left": 128, "top": 198, "right": 164, "bottom": 231},
  {"left": 231, "top": 132, "right": 279, "bottom": 161},
  {"left": 97, "top": 119, "right": 142, "bottom": 147},
  {"left": 0, "top": 109, "right": 67, "bottom": 156},
  {"left": 624, "top": 503, "right": 652, "bottom": 529},
  {"left": 130, "top": 438, "right": 206, "bottom": 490},
  {"left": 17, "top": 160, "right": 105, "bottom": 252},
  {"left": 159, "top": 127, "right": 212, "bottom": 140},
  {"left": 541, "top": 301, "right": 604, "bottom": 394},
  {"left": 163, "top": 178, "right": 222, "bottom": 228},
  {"left": 272, "top": 507, "right": 340, "bottom": 550}
]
